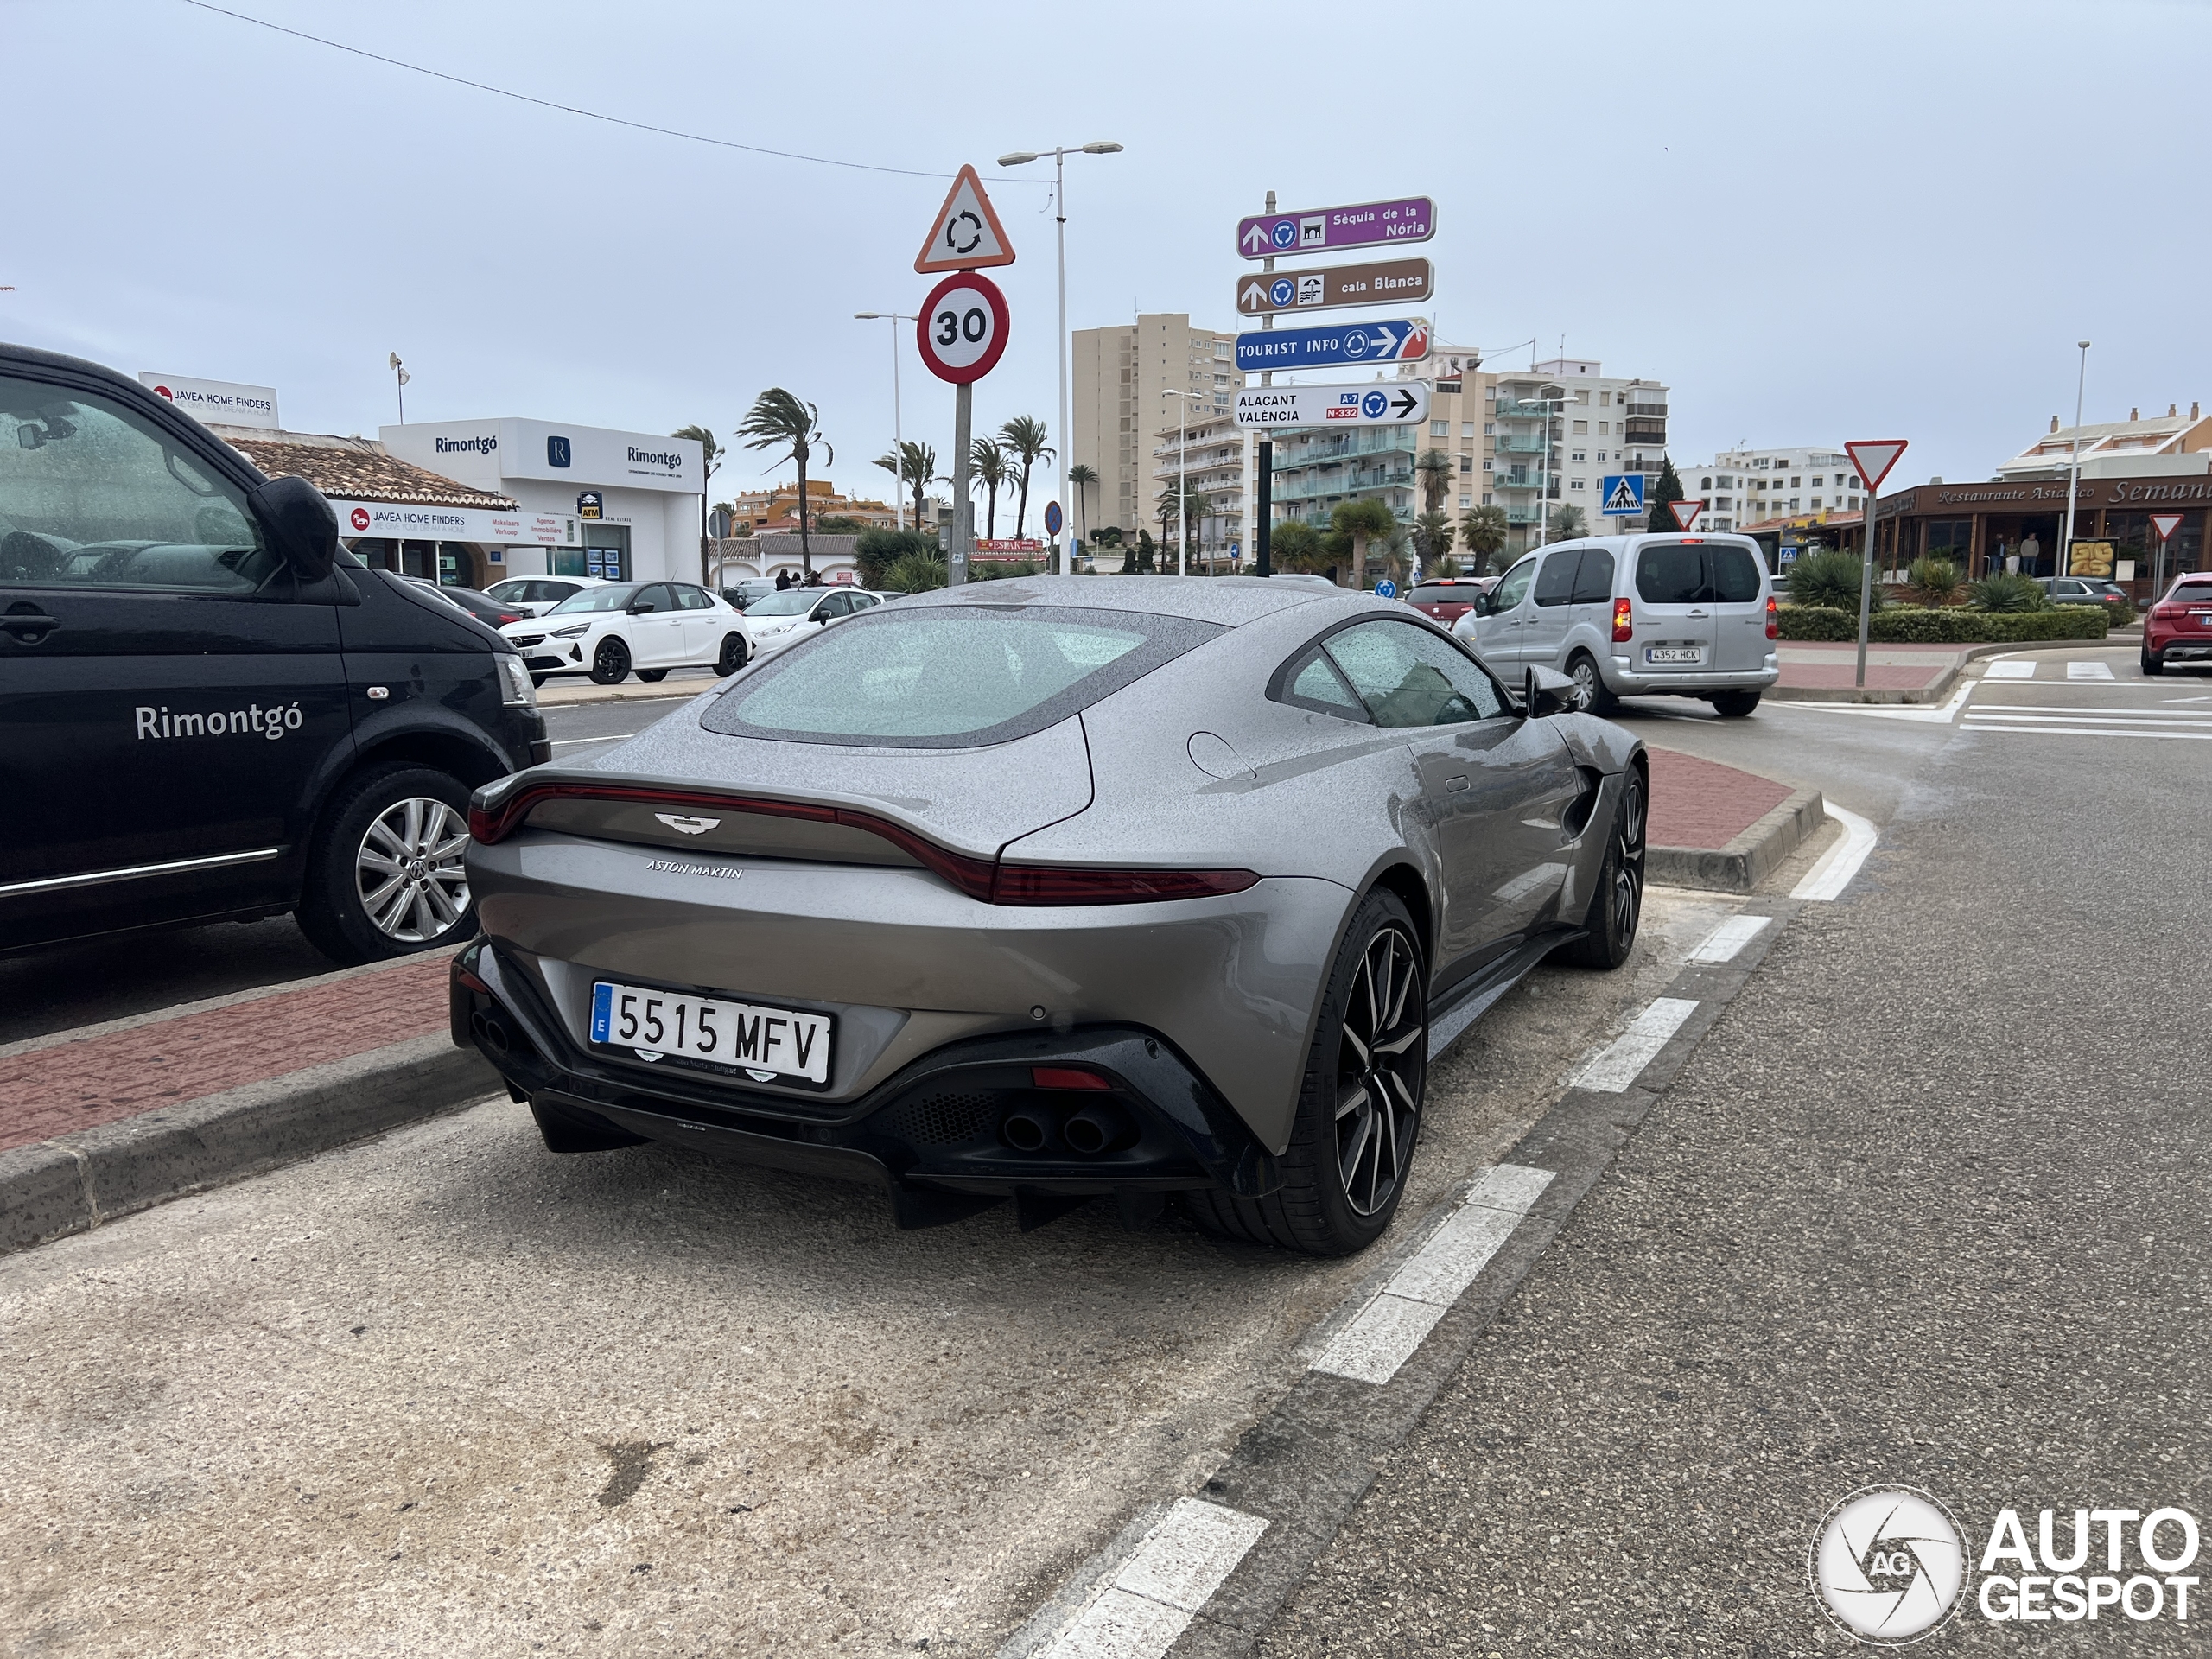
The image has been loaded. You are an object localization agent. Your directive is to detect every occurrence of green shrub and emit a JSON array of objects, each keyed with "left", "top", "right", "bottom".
[
  {"left": 1785, "top": 549, "right": 1885, "bottom": 613},
  {"left": 1904, "top": 556, "right": 1965, "bottom": 607},
  {"left": 1966, "top": 572, "right": 2047, "bottom": 613},
  {"left": 1962, "top": 607, "right": 2107, "bottom": 640},
  {"left": 879, "top": 549, "right": 948, "bottom": 593},
  {"left": 855, "top": 527, "right": 939, "bottom": 588},
  {"left": 1776, "top": 604, "right": 1855, "bottom": 640}
]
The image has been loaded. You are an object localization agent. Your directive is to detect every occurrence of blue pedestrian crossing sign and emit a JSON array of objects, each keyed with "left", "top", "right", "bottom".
[
  {"left": 1374, "top": 578, "right": 1398, "bottom": 599},
  {"left": 1599, "top": 474, "right": 1646, "bottom": 517}
]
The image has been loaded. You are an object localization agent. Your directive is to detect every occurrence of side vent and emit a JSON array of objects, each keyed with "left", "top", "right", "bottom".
[{"left": 1563, "top": 766, "right": 1605, "bottom": 838}]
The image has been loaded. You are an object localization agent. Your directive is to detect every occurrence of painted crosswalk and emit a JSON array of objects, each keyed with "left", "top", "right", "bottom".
[{"left": 1962, "top": 704, "right": 2212, "bottom": 741}]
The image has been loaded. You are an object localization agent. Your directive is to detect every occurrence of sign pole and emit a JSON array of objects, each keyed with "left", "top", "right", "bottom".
[
  {"left": 1256, "top": 188, "right": 1275, "bottom": 580},
  {"left": 1054, "top": 149, "right": 1071, "bottom": 576},
  {"left": 1855, "top": 484, "right": 1878, "bottom": 688},
  {"left": 950, "top": 381, "right": 972, "bottom": 587}
]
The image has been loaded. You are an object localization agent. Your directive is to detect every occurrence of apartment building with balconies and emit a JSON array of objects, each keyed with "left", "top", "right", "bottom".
[
  {"left": 1262, "top": 346, "right": 1491, "bottom": 536},
  {"left": 1482, "top": 358, "right": 1669, "bottom": 555},
  {"left": 1680, "top": 447, "right": 1861, "bottom": 532},
  {"left": 1071, "top": 314, "right": 1237, "bottom": 543},
  {"left": 1149, "top": 410, "right": 1246, "bottom": 566}
]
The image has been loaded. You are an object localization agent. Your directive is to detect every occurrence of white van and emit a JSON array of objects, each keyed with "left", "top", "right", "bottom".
[{"left": 1454, "top": 533, "right": 1779, "bottom": 715}]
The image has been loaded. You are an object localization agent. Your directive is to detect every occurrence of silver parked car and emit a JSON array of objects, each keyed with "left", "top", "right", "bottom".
[
  {"left": 454, "top": 577, "right": 1648, "bottom": 1255},
  {"left": 1455, "top": 533, "right": 1779, "bottom": 716}
]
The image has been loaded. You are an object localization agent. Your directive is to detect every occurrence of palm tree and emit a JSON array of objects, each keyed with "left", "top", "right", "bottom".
[
  {"left": 737, "top": 389, "right": 831, "bottom": 578},
  {"left": 1460, "top": 504, "right": 1509, "bottom": 573},
  {"left": 1412, "top": 509, "right": 1456, "bottom": 569},
  {"left": 1414, "top": 448, "right": 1456, "bottom": 515},
  {"left": 671, "top": 425, "right": 722, "bottom": 583},
  {"left": 1547, "top": 504, "right": 1587, "bottom": 544},
  {"left": 1182, "top": 487, "right": 1212, "bottom": 572},
  {"left": 872, "top": 440, "right": 938, "bottom": 534},
  {"left": 997, "top": 415, "right": 1053, "bottom": 541},
  {"left": 969, "top": 438, "right": 1010, "bottom": 541},
  {"left": 1068, "top": 462, "right": 1098, "bottom": 545}
]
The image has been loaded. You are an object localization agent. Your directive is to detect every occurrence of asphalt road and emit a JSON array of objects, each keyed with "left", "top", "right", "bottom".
[
  {"left": 1256, "top": 640, "right": 2212, "bottom": 1654},
  {"left": 0, "top": 691, "right": 694, "bottom": 1044}
]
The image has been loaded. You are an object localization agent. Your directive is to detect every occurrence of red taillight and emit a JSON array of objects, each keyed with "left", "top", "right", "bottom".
[
  {"left": 1612, "top": 597, "right": 1634, "bottom": 643},
  {"left": 496, "top": 610, "right": 527, "bottom": 625},
  {"left": 1033, "top": 1066, "right": 1112, "bottom": 1090},
  {"left": 1765, "top": 595, "right": 1779, "bottom": 639},
  {"left": 467, "top": 780, "right": 1258, "bottom": 906}
]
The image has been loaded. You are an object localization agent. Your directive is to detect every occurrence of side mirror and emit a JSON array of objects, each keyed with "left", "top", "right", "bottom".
[
  {"left": 630, "top": 601, "right": 657, "bottom": 614},
  {"left": 1522, "top": 664, "right": 1575, "bottom": 719},
  {"left": 248, "top": 474, "right": 337, "bottom": 582},
  {"left": 1471, "top": 591, "right": 1494, "bottom": 616}
]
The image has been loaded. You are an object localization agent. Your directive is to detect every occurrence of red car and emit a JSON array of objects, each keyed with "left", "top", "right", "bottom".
[
  {"left": 1405, "top": 576, "right": 1496, "bottom": 626},
  {"left": 2144, "top": 574, "right": 2212, "bottom": 675}
]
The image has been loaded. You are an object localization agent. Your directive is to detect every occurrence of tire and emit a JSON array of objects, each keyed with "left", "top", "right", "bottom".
[
  {"left": 635, "top": 668, "right": 669, "bottom": 683},
  {"left": 1556, "top": 768, "right": 1646, "bottom": 970},
  {"left": 2142, "top": 647, "right": 2165, "bottom": 677},
  {"left": 717, "top": 632, "right": 748, "bottom": 675},
  {"left": 1709, "top": 690, "right": 1761, "bottom": 717},
  {"left": 1185, "top": 889, "right": 1427, "bottom": 1255},
  {"left": 588, "top": 636, "right": 631, "bottom": 684},
  {"left": 296, "top": 763, "right": 476, "bottom": 964},
  {"left": 1565, "top": 651, "right": 1618, "bottom": 715}
]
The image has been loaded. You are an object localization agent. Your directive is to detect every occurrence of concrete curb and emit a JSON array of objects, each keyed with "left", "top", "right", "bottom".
[
  {"left": 0, "top": 1033, "right": 499, "bottom": 1255},
  {"left": 534, "top": 677, "right": 721, "bottom": 708},
  {"left": 1647, "top": 785, "right": 1824, "bottom": 893},
  {"left": 1771, "top": 638, "right": 2120, "bottom": 704}
]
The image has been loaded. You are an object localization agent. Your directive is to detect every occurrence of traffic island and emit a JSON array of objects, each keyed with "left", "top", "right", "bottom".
[
  {"left": 1645, "top": 748, "right": 1823, "bottom": 893},
  {"left": 0, "top": 952, "right": 494, "bottom": 1254}
]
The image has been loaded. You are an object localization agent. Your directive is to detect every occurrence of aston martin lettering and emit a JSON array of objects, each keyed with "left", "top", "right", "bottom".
[{"left": 644, "top": 859, "right": 741, "bottom": 879}]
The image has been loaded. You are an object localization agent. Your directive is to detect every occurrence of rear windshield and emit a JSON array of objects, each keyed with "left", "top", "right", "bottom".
[
  {"left": 1636, "top": 542, "right": 1764, "bottom": 604},
  {"left": 702, "top": 603, "right": 1225, "bottom": 747},
  {"left": 2173, "top": 582, "right": 2212, "bottom": 603},
  {"left": 548, "top": 583, "right": 639, "bottom": 613},
  {"left": 1408, "top": 584, "right": 1474, "bottom": 605}
]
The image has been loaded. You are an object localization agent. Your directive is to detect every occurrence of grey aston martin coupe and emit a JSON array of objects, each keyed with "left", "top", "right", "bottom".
[{"left": 454, "top": 576, "right": 1647, "bottom": 1255}]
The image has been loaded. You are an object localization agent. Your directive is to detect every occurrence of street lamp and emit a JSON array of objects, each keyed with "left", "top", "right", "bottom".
[
  {"left": 998, "top": 141, "right": 1123, "bottom": 577},
  {"left": 388, "top": 352, "right": 410, "bottom": 423},
  {"left": 1162, "top": 388, "right": 1204, "bottom": 576},
  {"left": 2059, "top": 340, "right": 2090, "bottom": 583},
  {"left": 854, "top": 312, "right": 917, "bottom": 531}
]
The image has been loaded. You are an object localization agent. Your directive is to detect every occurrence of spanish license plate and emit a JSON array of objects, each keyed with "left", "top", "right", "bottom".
[
  {"left": 1644, "top": 645, "right": 1705, "bottom": 665},
  {"left": 589, "top": 980, "right": 833, "bottom": 1084}
]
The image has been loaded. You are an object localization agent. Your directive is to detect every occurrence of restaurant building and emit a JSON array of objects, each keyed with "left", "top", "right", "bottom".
[{"left": 1872, "top": 473, "right": 2209, "bottom": 597}]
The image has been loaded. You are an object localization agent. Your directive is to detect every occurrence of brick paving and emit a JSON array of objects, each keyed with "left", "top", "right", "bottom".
[
  {"left": 1776, "top": 640, "right": 1962, "bottom": 696},
  {"left": 1645, "top": 747, "right": 1792, "bottom": 852},
  {"left": 0, "top": 954, "right": 449, "bottom": 1154}
]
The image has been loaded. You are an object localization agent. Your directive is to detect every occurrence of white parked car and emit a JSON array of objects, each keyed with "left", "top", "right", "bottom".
[
  {"left": 737, "top": 585, "right": 885, "bottom": 662},
  {"left": 483, "top": 575, "right": 618, "bottom": 618},
  {"left": 501, "top": 580, "right": 751, "bottom": 685}
]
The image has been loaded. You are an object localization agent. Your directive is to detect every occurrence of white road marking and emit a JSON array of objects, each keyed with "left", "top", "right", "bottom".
[
  {"left": 1985, "top": 659, "right": 2037, "bottom": 679},
  {"left": 1790, "top": 804, "right": 1878, "bottom": 901},
  {"left": 1687, "top": 913, "right": 1774, "bottom": 963},
  {"left": 1963, "top": 709, "right": 2212, "bottom": 726},
  {"left": 1571, "top": 997, "right": 1700, "bottom": 1093},
  {"left": 1044, "top": 1499, "right": 1269, "bottom": 1659},
  {"left": 549, "top": 733, "right": 644, "bottom": 746},
  {"left": 1763, "top": 682, "right": 1973, "bottom": 722},
  {"left": 1311, "top": 1165, "right": 1554, "bottom": 1386},
  {"left": 2068, "top": 660, "right": 2117, "bottom": 680},
  {"left": 1961, "top": 722, "right": 2212, "bottom": 741}
]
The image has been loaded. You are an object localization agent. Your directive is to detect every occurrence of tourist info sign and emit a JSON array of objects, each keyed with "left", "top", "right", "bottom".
[
  {"left": 1236, "top": 257, "right": 1433, "bottom": 316},
  {"left": 1234, "top": 318, "right": 1431, "bottom": 373},
  {"left": 1236, "top": 197, "right": 1436, "bottom": 259},
  {"left": 1235, "top": 382, "right": 1430, "bottom": 429}
]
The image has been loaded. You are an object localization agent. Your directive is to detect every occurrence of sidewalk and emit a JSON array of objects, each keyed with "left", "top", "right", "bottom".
[{"left": 1644, "top": 747, "right": 1824, "bottom": 893}]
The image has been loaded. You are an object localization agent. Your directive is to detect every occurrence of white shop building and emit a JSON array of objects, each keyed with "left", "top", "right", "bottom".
[{"left": 382, "top": 418, "right": 704, "bottom": 585}]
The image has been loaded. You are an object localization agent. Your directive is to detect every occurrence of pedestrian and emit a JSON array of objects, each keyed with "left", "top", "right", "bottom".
[
  {"left": 775, "top": 569, "right": 791, "bottom": 591},
  {"left": 2020, "top": 532, "right": 2041, "bottom": 575}
]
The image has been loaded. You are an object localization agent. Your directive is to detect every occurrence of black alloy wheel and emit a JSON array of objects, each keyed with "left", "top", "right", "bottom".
[
  {"left": 1559, "top": 770, "right": 1645, "bottom": 970},
  {"left": 717, "top": 632, "right": 748, "bottom": 675},
  {"left": 589, "top": 636, "right": 631, "bottom": 685},
  {"left": 1184, "top": 888, "right": 1428, "bottom": 1255}
]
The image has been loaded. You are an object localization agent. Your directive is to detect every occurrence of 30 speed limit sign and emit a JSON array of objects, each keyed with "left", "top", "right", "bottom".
[{"left": 916, "top": 271, "right": 1009, "bottom": 385}]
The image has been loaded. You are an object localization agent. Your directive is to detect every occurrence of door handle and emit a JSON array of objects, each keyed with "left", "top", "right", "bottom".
[
  {"left": 1686, "top": 609, "right": 1709, "bottom": 617},
  {"left": 1, "top": 603, "right": 59, "bottom": 645},
  {"left": 1446, "top": 775, "right": 1468, "bottom": 791}
]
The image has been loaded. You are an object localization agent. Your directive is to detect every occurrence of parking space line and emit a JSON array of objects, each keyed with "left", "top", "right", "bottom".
[
  {"left": 1310, "top": 1164, "right": 1556, "bottom": 1386},
  {"left": 2068, "top": 660, "right": 2117, "bottom": 680},
  {"left": 1570, "top": 997, "right": 1700, "bottom": 1092},
  {"left": 1687, "top": 913, "right": 1774, "bottom": 963},
  {"left": 1042, "top": 1499, "right": 1269, "bottom": 1659},
  {"left": 1790, "top": 804, "right": 1878, "bottom": 901}
]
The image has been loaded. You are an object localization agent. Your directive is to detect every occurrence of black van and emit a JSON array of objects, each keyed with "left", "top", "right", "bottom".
[{"left": 0, "top": 343, "right": 548, "bottom": 963}]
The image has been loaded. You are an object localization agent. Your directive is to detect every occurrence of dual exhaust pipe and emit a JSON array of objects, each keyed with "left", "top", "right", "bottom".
[{"left": 1001, "top": 1103, "right": 1133, "bottom": 1157}]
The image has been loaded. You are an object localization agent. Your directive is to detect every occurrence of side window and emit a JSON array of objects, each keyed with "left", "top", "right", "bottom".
[
  {"left": 1708, "top": 544, "right": 1763, "bottom": 603},
  {"left": 817, "top": 591, "right": 852, "bottom": 618},
  {"left": 1635, "top": 543, "right": 1708, "bottom": 604},
  {"left": 676, "top": 584, "right": 715, "bottom": 610},
  {"left": 1532, "top": 550, "right": 1580, "bottom": 607},
  {"left": 0, "top": 374, "right": 274, "bottom": 592},
  {"left": 1325, "top": 620, "right": 1504, "bottom": 728},
  {"left": 1491, "top": 556, "right": 1538, "bottom": 612},
  {"left": 634, "top": 582, "right": 675, "bottom": 613},
  {"left": 1280, "top": 645, "right": 1370, "bottom": 721},
  {"left": 1570, "top": 548, "right": 1616, "bottom": 603}
]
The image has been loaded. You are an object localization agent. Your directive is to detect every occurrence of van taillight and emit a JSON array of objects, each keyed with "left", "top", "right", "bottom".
[
  {"left": 1612, "top": 598, "right": 1633, "bottom": 642},
  {"left": 1765, "top": 595, "right": 1779, "bottom": 639}
]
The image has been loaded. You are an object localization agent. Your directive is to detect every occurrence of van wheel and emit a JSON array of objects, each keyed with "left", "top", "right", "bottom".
[
  {"left": 297, "top": 763, "right": 476, "bottom": 964},
  {"left": 635, "top": 668, "right": 669, "bottom": 683},
  {"left": 717, "top": 632, "right": 748, "bottom": 675},
  {"left": 589, "top": 638, "right": 631, "bottom": 684},
  {"left": 1709, "top": 690, "right": 1761, "bottom": 717},
  {"left": 1565, "top": 651, "right": 1617, "bottom": 714}
]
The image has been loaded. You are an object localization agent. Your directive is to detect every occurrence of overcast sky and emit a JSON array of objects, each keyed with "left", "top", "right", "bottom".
[{"left": 6, "top": 0, "right": 2207, "bottom": 504}]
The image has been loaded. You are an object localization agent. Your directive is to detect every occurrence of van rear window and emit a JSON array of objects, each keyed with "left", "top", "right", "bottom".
[{"left": 1636, "top": 542, "right": 1764, "bottom": 605}]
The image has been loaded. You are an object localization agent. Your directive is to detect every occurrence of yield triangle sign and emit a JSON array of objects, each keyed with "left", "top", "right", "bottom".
[
  {"left": 1669, "top": 499, "right": 1703, "bottom": 531},
  {"left": 1845, "top": 439, "right": 1908, "bottom": 493},
  {"left": 2152, "top": 512, "right": 2185, "bottom": 541},
  {"left": 915, "top": 164, "right": 1015, "bottom": 273}
]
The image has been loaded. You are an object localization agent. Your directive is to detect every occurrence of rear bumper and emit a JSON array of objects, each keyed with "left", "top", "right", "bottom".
[
  {"left": 2152, "top": 637, "right": 2212, "bottom": 660},
  {"left": 450, "top": 939, "right": 1281, "bottom": 1202},
  {"left": 1601, "top": 652, "right": 1780, "bottom": 695}
]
